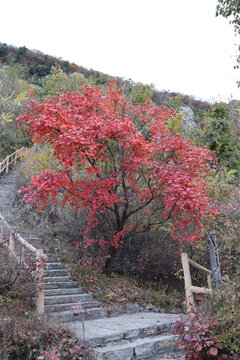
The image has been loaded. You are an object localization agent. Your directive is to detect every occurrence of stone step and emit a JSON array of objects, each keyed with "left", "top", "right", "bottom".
[
  {"left": 45, "top": 262, "right": 65, "bottom": 270},
  {"left": 51, "top": 307, "right": 108, "bottom": 322},
  {"left": 152, "top": 353, "right": 185, "bottom": 360},
  {"left": 70, "top": 313, "right": 181, "bottom": 349},
  {"left": 44, "top": 293, "right": 92, "bottom": 305},
  {"left": 44, "top": 269, "right": 68, "bottom": 277},
  {"left": 44, "top": 288, "right": 84, "bottom": 296},
  {"left": 44, "top": 276, "right": 71, "bottom": 283},
  {"left": 92, "top": 334, "right": 179, "bottom": 360},
  {"left": 44, "top": 301, "right": 100, "bottom": 313},
  {"left": 44, "top": 281, "right": 79, "bottom": 290}
]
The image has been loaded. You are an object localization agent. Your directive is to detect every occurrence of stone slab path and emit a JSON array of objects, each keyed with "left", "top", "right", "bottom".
[
  {"left": 69, "top": 312, "right": 186, "bottom": 359},
  {"left": 70, "top": 313, "right": 181, "bottom": 344}
]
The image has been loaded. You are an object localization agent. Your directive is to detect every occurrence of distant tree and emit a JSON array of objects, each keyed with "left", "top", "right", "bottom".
[
  {"left": 37, "top": 64, "right": 87, "bottom": 99},
  {"left": 18, "top": 81, "right": 216, "bottom": 271},
  {"left": 0, "top": 65, "right": 33, "bottom": 156},
  {"left": 0, "top": 43, "right": 9, "bottom": 60},
  {"left": 15, "top": 46, "right": 28, "bottom": 62},
  {"left": 63, "top": 60, "right": 70, "bottom": 74},
  {"left": 131, "top": 83, "right": 154, "bottom": 105},
  {"left": 193, "top": 105, "right": 240, "bottom": 179}
]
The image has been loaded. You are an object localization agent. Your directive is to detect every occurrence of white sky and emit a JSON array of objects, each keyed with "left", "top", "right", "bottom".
[{"left": 1, "top": 0, "right": 240, "bottom": 102}]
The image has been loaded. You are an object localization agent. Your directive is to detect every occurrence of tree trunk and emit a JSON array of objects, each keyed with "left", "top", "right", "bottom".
[{"left": 103, "top": 245, "right": 118, "bottom": 273}]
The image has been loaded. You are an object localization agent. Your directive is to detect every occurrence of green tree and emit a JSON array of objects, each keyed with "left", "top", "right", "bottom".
[
  {"left": 131, "top": 83, "right": 154, "bottom": 105},
  {"left": 193, "top": 105, "right": 240, "bottom": 180},
  {"left": 0, "top": 65, "right": 33, "bottom": 156},
  {"left": 0, "top": 43, "right": 9, "bottom": 60},
  {"left": 15, "top": 46, "right": 28, "bottom": 63},
  {"left": 216, "top": 1, "right": 240, "bottom": 69},
  {"left": 63, "top": 60, "right": 70, "bottom": 74},
  {"left": 37, "top": 64, "right": 87, "bottom": 99}
]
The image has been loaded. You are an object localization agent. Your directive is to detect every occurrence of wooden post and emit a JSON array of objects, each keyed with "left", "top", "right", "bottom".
[
  {"left": 1, "top": 220, "right": 4, "bottom": 242},
  {"left": 6, "top": 156, "right": 9, "bottom": 173},
  {"left": 36, "top": 249, "right": 45, "bottom": 315},
  {"left": 207, "top": 274, "right": 212, "bottom": 290},
  {"left": 21, "top": 245, "right": 25, "bottom": 264},
  {"left": 9, "top": 231, "right": 15, "bottom": 256},
  {"left": 14, "top": 152, "right": 17, "bottom": 165},
  {"left": 181, "top": 252, "right": 195, "bottom": 312}
]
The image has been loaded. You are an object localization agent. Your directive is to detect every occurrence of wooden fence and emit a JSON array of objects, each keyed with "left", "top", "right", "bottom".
[
  {"left": 0, "top": 148, "right": 24, "bottom": 176},
  {"left": 0, "top": 213, "right": 48, "bottom": 314},
  {"left": 0, "top": 149, "right": 47, "bottom": 314},
  {"left": 181, "top": 252, "right": 212, "bottom": 312}
]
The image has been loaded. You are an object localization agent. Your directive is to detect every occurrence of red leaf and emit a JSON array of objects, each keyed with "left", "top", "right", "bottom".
[{"left": 209, "top": 347, "right": 218, "bottom": 356}]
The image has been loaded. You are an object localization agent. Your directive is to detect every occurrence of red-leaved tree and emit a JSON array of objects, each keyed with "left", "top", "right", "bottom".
[{"left": 18, "top": 81, "right": 216, "bottom": 270}]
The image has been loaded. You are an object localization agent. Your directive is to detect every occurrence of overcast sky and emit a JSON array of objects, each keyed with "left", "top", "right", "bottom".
[{"left": 1, "top": 0, "right": 240, "bottom": 102}]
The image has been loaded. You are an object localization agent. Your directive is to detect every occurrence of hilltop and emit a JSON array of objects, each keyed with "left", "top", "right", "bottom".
[{"left": 0, "top": 42, "right": 213, "bottom": 116}]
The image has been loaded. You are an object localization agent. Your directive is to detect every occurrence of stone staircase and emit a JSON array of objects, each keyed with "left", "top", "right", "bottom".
[
  {"left": 0, "top": 170, "right": 186, "bottom": 359},
  {"left": 70, "top": 312, "right": 185, "bottom": 360},
  {"left": 23, "top": 235, "right": 108, "bottom": 322}
]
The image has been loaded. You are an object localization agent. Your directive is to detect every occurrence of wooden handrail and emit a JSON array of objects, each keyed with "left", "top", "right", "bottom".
[
  {"left": 188, "top": 259, "right": 212, "bottom": 275},
  {"left": 190, "top": 285, "right": 211, "bottom": 294},
  {"left": 181, "top": 252, "right": 212, "bottom": 312},
  {"left": 0, "top": 212, "right": 47, "bottom": 314},
  {"left": 0, "top": 147, "right": 24, "bottom": 176}
]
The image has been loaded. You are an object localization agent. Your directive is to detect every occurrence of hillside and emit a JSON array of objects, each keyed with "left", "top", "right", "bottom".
[
  {"left": 0, "top": 41, "right": 239, "bottom": 359},
  {"left": 0, "top": 42, "right": 212, "bottom": 115}
]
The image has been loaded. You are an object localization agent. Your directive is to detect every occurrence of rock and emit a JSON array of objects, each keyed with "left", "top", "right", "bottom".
[
  {"left": 179, "top": 106, "right": 196, "bottom": 133},
  {"left": 125, "top": 303, "right": 140, "bottom": 313},
  {"left": 145, "top": 305, "right": 159, "bottom": 312}
]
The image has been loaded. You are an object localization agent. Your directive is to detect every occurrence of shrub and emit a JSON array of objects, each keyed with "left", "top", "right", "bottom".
[
  {"left": 175, "top": 278, "right": 240, "bottom": 359},
  {"left": 0, "top": 245, "right": 35, "bottom": 315},
  {"left": 0, "top": 245, "right": 92, "bottom": 360},
  {"left": 175, "top": 308, "right": 222, "bottom": 359},
  {"left": 0, "top": 315, "right": 92, "bottom": 360}
]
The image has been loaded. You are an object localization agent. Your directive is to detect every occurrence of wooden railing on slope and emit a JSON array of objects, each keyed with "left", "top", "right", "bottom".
[
  {"left": 0, "top": 214, "right": 48, "bottom": 314},
  {"left": 0, "top": 148, "right": 24, "bottom": 176},
  {"left": 181, "top": 252, "right": 212, "bottom": 312}
]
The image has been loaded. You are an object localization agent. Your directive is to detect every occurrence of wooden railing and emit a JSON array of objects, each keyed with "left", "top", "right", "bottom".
[
  {"left": 0, "top": 213, "right": 48, "bottom": 314},
  {"left": 0, "top": 148, "right": 24, "bottom": 176},
  {"left": 181, "top": 252, "right": 212, "bottom": 312}
]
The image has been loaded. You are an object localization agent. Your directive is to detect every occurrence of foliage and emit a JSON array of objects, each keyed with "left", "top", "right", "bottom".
[
  {"left": 0, "top": 42, "right": 97, "bottom": 86},
  {"left": 18, "top": 81, "right": 216, "bottom": 270},
  {"left": 0, "top": 43, "right": 9, "bottom": 60},
  {"left": 0, "top": 315, "right": 92, "bottom": 360},
  {"left": 0, "top": 245, "right": 91, "bottom": 360},
  {"left": 0, "top": 64, "right": 35, "bottom": 156},
  {"left": 205, "top": 166, "right": 240, "bottom": 278},
  {"left": 193, "top": 105, "right": 240, "bottom": 181},
  {"left": 212, "top": 279, "right": 240, "bottom": 356},
  {"left": 175, "top": 277, "right": 240, "bottom": 359},
  {"left": 0, "top": 256, "right": 35, "bottom": 316},
  {"left": 216, "top": 0, "right": 240, "bottom": 68},
  {"left": 0, "top": 246, "right": 20, "bottom": 295},
  {"left": 131, "top": 83, "right": 154, "bottom": 105},
  {"left": 175, "top": 309, "right": 222, "bottom": 359},
  {"left": 62, "top": 245, "right": 183, "bottom": 313},
  {"left": 37, "top": 64, "right": 87, "bottom": 100}
]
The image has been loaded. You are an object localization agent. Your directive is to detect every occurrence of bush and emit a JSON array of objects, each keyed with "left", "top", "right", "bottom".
[
  {"left": 175, "top": 278, "right": 240, "bottom": 359},
  {"left": 0, "top": 245, "right": 35, "bottom": 313},
  {"left": 0, "top": 245, "right": 92, "bottom": 360},
  {"left": 0, "top": 315, "right": 92, "bottom": 360},
  {"left": 175, "top": 308, "right": 222, "bottom": 359}
]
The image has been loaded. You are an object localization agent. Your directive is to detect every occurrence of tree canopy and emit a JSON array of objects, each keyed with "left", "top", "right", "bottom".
[
  {"left": 216, "top": 0, "right": 240, "bottom": 69},
  {"left": 18, "top": 81, "right": 216, "bottom": 269}
]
